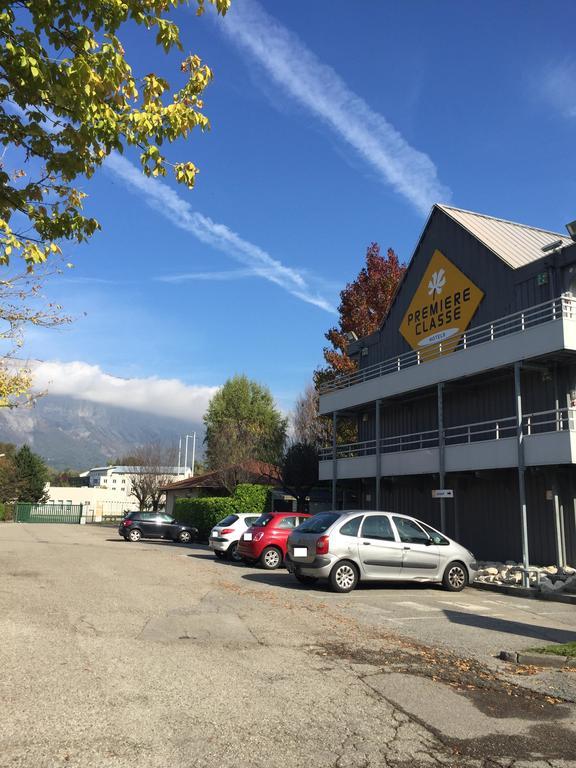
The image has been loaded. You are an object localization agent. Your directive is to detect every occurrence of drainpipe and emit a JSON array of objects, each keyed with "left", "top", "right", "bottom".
[
  {"left": 375, "top": 399, "right": 381, "bottom": 511},
  {"left": 437, "top": 382, "right": 446, "bottom": 532},
  {"left": 514, "top": 362, "right": 530, "bottom": 587},
  {"left": 332, "top": 411, "right": 338, "bottom": 510}
]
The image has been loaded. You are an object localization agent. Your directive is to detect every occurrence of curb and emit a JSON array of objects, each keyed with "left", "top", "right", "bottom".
[
  {"left": 499, "top": 650, "right": 576, "bottom": 669},
  {"left": 473, "top": 582, "right": 576, "bottom": 606}
]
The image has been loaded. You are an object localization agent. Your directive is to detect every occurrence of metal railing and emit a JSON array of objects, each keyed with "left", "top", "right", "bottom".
[
  {"left": 444, "top": 415, "right": 516, "bottom": 445},
  {"left": 319, "top": 407, "right": 576, "bottom": 460},
  {"left": 319, "top": 296, "right": 576, "bottom": 394}
]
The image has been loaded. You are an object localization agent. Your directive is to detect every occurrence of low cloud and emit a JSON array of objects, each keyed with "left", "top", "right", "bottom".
[
  {"left": 106, "top": 153, "right": 335, "bottom": 313},
  {"left": 29, "top": 360, "right": 218, "bottom": 423},
  {"left": 216, "top": 0, "right": 450, "bottom": 213}
]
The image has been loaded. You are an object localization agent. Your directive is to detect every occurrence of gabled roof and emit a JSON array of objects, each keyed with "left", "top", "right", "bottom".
[
  {"left": 437, "top": 204, "right": 573, "bottom": 269},
  {"left": 161, "top": 460, "right": 281, "bottom": 491}
]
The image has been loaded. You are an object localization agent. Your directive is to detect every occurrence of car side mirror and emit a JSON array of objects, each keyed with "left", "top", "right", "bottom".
[{"left": 424, "top": 538, "right": 433, "bottom": 546}]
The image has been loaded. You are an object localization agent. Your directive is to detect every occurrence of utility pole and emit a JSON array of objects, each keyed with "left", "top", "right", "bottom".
[{"left": 178, "top": 436, "right": 182, "bottom": 475}]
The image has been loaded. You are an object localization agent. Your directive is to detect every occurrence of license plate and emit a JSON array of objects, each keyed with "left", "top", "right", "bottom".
[
  {"left": 294, "top": 547, "right": 307, "bottom": 557},
  {"left": 244, "top": 533, "right": 253, "bottom": 541}
]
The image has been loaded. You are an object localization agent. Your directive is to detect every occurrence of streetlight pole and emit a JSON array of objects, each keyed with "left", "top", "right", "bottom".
[{"left": 184, "top": 433, "right": 197, "bottom": 477}]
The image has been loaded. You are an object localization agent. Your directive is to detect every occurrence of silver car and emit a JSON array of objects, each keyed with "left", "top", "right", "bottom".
[{"left": 286, "top": 510, "right": 477, "bottom": 593}]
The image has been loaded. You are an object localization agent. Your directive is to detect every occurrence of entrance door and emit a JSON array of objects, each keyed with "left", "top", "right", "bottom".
[
  {"left": 357, "top": 514, "right": 403, "bottom": 578},
  {"left": 392, "top": 516, "right": 441, "bottom": 578}
]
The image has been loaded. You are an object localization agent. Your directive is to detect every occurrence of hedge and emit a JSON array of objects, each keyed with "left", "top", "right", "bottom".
[
  {"left": 175, "top": 483, "right": 270, "bottom": 540},
  {"left": 0, "top": 502, "right": 5, "bottom": 521}
]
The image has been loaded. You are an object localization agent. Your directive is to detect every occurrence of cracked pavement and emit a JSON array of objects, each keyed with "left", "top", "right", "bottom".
[{"left": 1, "top": 524, "right": 575, "bottom": 767}]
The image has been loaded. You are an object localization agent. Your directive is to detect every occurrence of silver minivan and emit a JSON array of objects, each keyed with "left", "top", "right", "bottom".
[{"left": 286, "top": 510, "right": 477, "bottom": 593}]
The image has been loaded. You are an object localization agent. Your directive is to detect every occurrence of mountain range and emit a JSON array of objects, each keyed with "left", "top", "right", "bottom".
[{"left": 0, "top": 395, "right": 203, "bottom": 470}]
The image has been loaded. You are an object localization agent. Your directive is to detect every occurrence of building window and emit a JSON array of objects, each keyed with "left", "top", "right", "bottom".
[{"left": 112, "top": 479, "right": 116, "bottom": 484}]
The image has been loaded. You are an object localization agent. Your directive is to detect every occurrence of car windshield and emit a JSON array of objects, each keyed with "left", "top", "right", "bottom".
[
  {"left": 296, "top": 513, "right": 341, "bottom": 534},
  {"left": 252, "top": 513, "right": 274, "bottom": 527},
  {"left": 216, "top": 515, "right": 239, "bottom": 527}
]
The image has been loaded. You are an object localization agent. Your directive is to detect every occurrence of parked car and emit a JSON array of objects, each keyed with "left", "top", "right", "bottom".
[
  {"left": 237, "top": 511, "right": 312, "bottom": 569},
  {"left": 118, "top": 512, "right": 198, "bottom": 543},
  {"left": 286, "top": 510, "right": 478, "bottom": 593},
  {"left": 209, "top": 513, "right": 262, "bottom": 561}
]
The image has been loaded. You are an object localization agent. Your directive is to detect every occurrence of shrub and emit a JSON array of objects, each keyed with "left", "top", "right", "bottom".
[
  {"left": 232, "top": 483, "right": 270, "bottom": 515},
  {"left": 0, "top": 503, "right": 13, "bottom": 521},
  {"left": 174, "top": 484, "right": 271, "bottom": 540},
  {"left": 175, "top": 497, "right": 236, "bottom": 540}
]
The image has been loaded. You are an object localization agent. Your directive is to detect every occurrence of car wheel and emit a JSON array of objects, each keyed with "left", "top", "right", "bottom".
[
  {"left": 214, "top": 550, "right": 226, "bottom": 560},
  {"left": 128, "top": 528, "right": 142, "bottom": 542},
  {"left": 329, "top": 561, "right": 358, "bottom": 593},
  {"left": 227, "top": 542, "right": 242, "bottom": 562},
  {"left": 442, "top": 561, "right": 468, "bottom": 592},
  {"left": 260, "top": 546, "right": 282, "bottom": 570},
  {"left": 178, "top": 530, "right": 192, "bottom": 544},
  {"left": 295, "top": 574, "right": 318, "bottom": 586}
]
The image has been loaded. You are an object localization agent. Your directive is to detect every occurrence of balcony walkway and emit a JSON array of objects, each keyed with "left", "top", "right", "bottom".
[
  {"left": 319, "top": 408, "right": 576, "bottom": 479},
  {"left": 319, "top": 296, "right": 576, "bottom": 415}
]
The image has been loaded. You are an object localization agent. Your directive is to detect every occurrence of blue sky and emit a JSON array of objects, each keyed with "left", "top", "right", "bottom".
[{"left": 21, "top": 0, "right": 576, "bottom": 420}]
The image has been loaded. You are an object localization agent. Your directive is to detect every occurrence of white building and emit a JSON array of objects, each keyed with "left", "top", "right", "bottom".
[{"left": 46, "top": 465, "right": 192, "bottom": 520}]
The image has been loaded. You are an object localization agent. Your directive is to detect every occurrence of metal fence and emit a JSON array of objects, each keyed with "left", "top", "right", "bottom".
[{"left": 15, "top": 503, "right": 83, "bottom": 524}]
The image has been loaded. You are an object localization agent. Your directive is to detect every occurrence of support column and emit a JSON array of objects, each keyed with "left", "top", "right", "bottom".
[
  {"left": 514, "top": 362, "right": 530, "bottom": 586},
  {"left": 332, "top": 411, "right": 338, "bottom": 510},
  {"left": 375, "top": 399, "right": 381, "bottom": 511},
  {"left": 437, "top": 382, "right": 446, "bottom": 532},
  {"left": 552, "top": 484, "right": 567, "bottom": 567}
]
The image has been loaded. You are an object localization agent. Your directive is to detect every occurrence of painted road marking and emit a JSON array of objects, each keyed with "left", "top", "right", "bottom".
[
  {"left": 395, "top": 601, "right": 442, "bottom": 612},
  {"left": 437, "top": 601, "right": 493, "bottom": 611}
]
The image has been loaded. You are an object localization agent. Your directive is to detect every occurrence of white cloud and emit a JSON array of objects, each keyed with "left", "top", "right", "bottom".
[
  {"left": 539, "top": 59, "right": 576, "bottom": 119},
  {"left": 216, "top": 0, "right": 450, "bottom": 213},
  {"left": 156, "top": 268, "right": 256, "bottom": 283},
  {"left": 106, "top": 153, "right": 335, "bottom": 313},
  {"left": 29, "top": 360, "right": 218, "bottom": 423}
]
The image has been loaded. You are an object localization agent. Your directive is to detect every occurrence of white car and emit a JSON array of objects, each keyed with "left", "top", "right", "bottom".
[{"left": 209, "top": 513, "right": 261, "bottom": 561}]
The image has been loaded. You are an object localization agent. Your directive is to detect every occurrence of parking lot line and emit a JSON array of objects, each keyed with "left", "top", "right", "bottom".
[
  {"left": 437, "top": 601, "right": 494, "bottom": 611},
  {"left": 395, "top": 601, "right": 442, "bottom": 612}
]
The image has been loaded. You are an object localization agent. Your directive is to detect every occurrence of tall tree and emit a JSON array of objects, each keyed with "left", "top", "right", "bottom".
[
  {"left": 124, "top": 444, "right": 177, "bottom": 511},
  {"left": 14, "top": 444, "right": 49, "bottom": 502},
  {"left": 0, "top": 441, "right": 19, "bottom": 501},
  {"left": 315, "top": 244, "right": 405, "bottom": 383},
  {"left": 0, "top": 0, "right": 230, "bottom": 403},
  {"left": 204, "top": 375, "right": 287, "bottom": 487},
  {"left": 280, "top": 442, "right": 319, "bottom": 511},
  {"left": 292, "top": 383, "right": 332, "bottom": 448}
]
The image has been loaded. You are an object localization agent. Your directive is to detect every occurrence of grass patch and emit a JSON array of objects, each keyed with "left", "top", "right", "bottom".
[{"left": 528, "top": 642, "right": 576, "bottom": 658}]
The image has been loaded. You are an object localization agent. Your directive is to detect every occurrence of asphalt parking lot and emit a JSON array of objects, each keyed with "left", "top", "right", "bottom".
[{"left": 1, "top": 523, "right": 576, "bottom": 768}]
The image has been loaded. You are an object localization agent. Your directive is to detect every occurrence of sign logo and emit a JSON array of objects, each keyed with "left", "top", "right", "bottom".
[{"left": 400, "top": 250, "right": 484, "bottom": 356}]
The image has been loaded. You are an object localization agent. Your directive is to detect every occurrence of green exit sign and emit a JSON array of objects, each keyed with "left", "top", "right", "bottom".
[{"left": 537, "top": 272, "right": 548, "bottom": 286}]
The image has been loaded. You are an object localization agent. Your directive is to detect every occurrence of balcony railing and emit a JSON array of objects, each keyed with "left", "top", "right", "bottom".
[
  {"left": 319, "top": 407, "right": 575, "bottom": 460},
  {"left": 319, "top": 296, "right": 576, "bottom": 395}
]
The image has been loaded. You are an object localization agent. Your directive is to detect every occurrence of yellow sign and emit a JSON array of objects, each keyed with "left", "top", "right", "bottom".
[{"left": 400, "top": 250, "right": 483, "bottom": 356}]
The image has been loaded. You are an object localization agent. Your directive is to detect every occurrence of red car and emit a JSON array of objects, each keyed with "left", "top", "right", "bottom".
[{"left": 237, "top": 512, "right": 312, "bottom": 570}]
